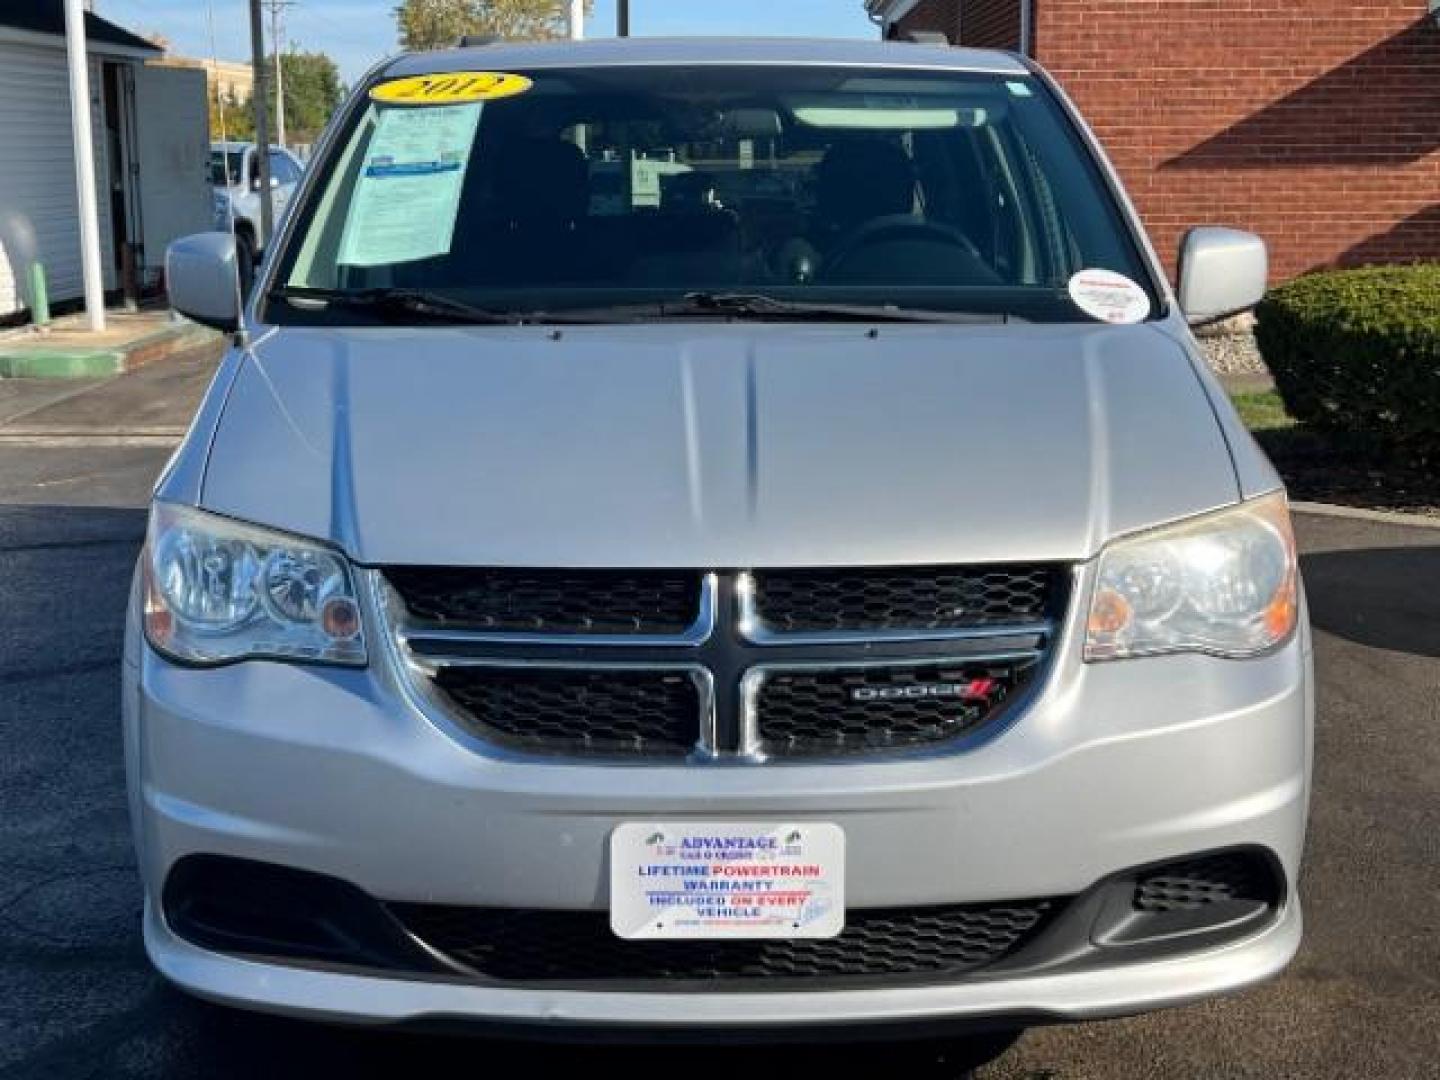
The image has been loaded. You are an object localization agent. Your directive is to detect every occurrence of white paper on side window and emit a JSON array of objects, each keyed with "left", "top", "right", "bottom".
[{"left": 337, "top": 103, "right": 483, "bottom": 268}]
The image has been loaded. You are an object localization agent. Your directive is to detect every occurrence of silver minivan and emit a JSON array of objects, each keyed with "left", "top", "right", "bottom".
[{"left": 131, "top": 37, "right": 1310, "bottom": 1042}]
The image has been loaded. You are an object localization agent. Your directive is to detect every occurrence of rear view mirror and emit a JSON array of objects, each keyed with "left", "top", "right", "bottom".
[
  {"left": 718, "top": 108, "right": 783, "bottom": 139},
  {"left": 166, "top": 232, "right": 242, "bottom": 333},
  {"left": 1177, "top": 227, "right": 1268, "bottom": 326}
]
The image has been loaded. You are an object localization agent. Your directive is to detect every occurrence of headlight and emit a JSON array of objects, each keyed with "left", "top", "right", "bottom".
[
  {"left": 142, "top": 502, "right": 366, "bottom": 666},
  {"left": 1085, "top": 491, "right": 1298, "bottom": 661}
]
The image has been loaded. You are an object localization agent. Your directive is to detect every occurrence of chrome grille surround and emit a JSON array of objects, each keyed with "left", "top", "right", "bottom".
[{"left": 372, "top": 566, "right": 1065, "bottom": 763}]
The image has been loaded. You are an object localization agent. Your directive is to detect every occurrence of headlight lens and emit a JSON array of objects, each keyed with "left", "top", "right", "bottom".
[
  {"left": 142, "top": 502, "right": 366, "bottom": 666},
  {"left": 1085, "top": 491, "right": 1298, "bottom": 661}
]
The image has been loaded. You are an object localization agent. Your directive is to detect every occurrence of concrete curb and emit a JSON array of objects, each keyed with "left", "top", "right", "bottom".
[
  {"left": 1291, "top": 500, "right": 1440, "bottom": 529},
  {"left": 0, "top": 433, "right": 183, "bottom": 447},
  {"left": 0, "top": 320, "right": 221, "bottom": 379},
  {"left": 121, "top": 321, "right": 224, "bottom": 372},
  {"left": 0, "top": 350, "right": 122, "bottom": 378}
]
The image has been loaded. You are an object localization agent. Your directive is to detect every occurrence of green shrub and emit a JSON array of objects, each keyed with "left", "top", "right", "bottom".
[{"left": 1255, "top": 264, "right": 1440, "bottom": 462}]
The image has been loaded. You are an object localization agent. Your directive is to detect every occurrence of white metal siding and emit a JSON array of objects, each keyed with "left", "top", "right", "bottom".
[
  {"left": 0, "top": 41, "right": 115, "bottom": 318},
  {"left": 133, "top": 64, "right": 211, "bottom": 270}
]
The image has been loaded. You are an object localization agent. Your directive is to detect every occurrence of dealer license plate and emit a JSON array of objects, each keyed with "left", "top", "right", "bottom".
[{"left": 609, "top": 822, "right": 845, "bottom": 940}]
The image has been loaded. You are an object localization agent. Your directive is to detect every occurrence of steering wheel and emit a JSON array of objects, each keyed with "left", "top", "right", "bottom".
[{"left": 824, "top": 215, "right": 983, "bottom": 278}]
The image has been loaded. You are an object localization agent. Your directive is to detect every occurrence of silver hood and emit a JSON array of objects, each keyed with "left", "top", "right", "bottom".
[{"left": 198, "top": 322, "right": 1240, "bottom": 567}]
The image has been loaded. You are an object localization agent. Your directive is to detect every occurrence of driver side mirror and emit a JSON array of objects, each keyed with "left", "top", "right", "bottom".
[
  {"left": 166, "top": 232, "right": 242, "bottom": 333},
  {"left": 1177, "top": 227, "right": 1268, "bottom": 326}
]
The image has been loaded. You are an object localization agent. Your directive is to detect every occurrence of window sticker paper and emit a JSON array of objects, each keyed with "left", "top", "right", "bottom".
[{"left": 337, "top": 103, "right": 483, "bottom": 267}]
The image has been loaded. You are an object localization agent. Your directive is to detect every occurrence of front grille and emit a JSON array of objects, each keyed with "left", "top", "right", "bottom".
[
  {"left": 384, "top": 563, "right": 1066, "bottom": 761},
  {"left": 385, "top": 567, "right": 701, "bottom": 635},
  {"left": 750, "top": 565, "right": 1060, "bottom": 634},
  {"left": 756, "top": 658, "right": 1038, "bottom": 756},
  {"left": 1134, "top": 853, "right": 1276, "bottom": 913},
  {"left": 391, "top": 901, "right": 1058, "bottom": 985},
  {"left": 432, "top": 667, "right": 701, "bottom": 755}
]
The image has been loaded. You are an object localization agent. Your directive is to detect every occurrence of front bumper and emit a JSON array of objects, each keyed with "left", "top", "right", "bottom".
[{"left": 123, "top": 571, "right": 1312, "bottom": 1029}]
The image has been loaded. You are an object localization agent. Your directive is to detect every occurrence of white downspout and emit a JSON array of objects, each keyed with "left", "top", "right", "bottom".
[{"left": 1020, "top": 0, "right": 1035, "bottom": 55}]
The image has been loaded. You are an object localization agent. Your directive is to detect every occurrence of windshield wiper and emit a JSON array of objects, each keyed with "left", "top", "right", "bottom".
[
  {"left": 272, "top": 286, "right": 538, "bottom": 325},
  {"left": 666, "top": 292, "right": 1014, "bottom": 324},
  {"left": 271, "top": 286, "right": 1018, "bottom": 326}
]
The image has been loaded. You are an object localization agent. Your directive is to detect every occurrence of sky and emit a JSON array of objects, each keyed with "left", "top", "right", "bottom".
[{"left": 95, "top": 0, "right": 878, "bottom": 85}]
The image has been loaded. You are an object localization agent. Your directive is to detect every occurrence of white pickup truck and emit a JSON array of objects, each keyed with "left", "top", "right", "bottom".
[{"left": 209, "top": 141, "right": 306, "bottom": 290}]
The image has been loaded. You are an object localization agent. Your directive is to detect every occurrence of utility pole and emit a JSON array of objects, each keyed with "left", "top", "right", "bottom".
[
  {"left": 568, "top": 0, "right": 584, "bottom": 40},
  {"left": 248, "top": 0, "right": 275, "bottom": 246},
  {"left": 618, "top": 0, "right": 630, "bottom": 37},
  {"left": 263, "top": 0, "right": 295, "bottom": 149},
  {"left": 62, "top": 0, "right": 105, "bottom": 331}
]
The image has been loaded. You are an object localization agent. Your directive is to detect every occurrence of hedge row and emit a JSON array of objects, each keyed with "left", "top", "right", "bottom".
[{"left": 1255, "top": 264, "right": 1440, "bottom": 462}]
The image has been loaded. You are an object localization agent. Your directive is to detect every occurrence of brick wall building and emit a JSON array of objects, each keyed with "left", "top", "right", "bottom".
[{"left": 865, "top": 0, "right": 1440, "bottom": 282}]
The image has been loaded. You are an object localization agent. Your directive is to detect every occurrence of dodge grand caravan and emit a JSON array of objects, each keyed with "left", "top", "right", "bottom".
[{"left": 131, "top": 37, "right": 1311, "bottom": 1036}]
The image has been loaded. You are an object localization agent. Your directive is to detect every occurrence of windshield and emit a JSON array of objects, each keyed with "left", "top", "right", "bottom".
[
  {"left": 275, "top": 65, "right": 1157, "bottom": 323},
  {"left": 210, "top": 150, "right": 246, "bottom": 187}
]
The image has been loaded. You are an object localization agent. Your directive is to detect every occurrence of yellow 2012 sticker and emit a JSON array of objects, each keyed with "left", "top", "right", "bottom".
[{"left": 370, "top": 71, "right": 532, "bottom": 106}]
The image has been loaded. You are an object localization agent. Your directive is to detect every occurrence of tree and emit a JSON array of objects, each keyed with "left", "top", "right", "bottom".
[
  {"left": 210, "top": 88, "right": 254, "bottom": 142},
  {"left": 394, "top": 0, "right": 591, "bottom": 51},
  {"left": 207, "top": 53, "right": 342, "bottom": 146},
  {"left": 275, "top": 50, "right": 345, "bottom": 143}
]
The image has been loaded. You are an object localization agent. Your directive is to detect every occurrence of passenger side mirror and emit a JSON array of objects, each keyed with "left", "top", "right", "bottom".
[
  {"left": 1177, "top": 227, "right": 1268, "bottom": 327},
  {"left": 166, "top": 232, "right": 242, "bottom": 333}
]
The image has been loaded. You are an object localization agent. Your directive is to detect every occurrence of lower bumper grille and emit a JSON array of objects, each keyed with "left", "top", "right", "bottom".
[
  {"left": 390, "top": 901, "right": 1058, "bottom": 985},
  {"left": 1134, "top": 852, "right": 1278, "bottom": 913},
  {"left": 163, "top": 850, "right": 1282, "bottom": 990},
  {"left": 432, "top": 667, "right": 701, "bottom": 755}
]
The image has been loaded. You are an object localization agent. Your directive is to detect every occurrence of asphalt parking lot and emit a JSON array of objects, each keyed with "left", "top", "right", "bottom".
[{"left": 2, "top": 436, "right": 1438, "bottom": 1078}]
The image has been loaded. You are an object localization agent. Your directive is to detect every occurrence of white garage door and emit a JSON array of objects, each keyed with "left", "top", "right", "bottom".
[{"left": 0, "top": 41, "right": 115, "bottom": 318}]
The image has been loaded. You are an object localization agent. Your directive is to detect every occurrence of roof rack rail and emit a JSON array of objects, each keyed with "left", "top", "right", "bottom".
[
  {"left": 457, "top": 33, "right": 502, "bottom": 47},
  {"left": 904, "top": 30, "right": 952, "bottom": 45}
]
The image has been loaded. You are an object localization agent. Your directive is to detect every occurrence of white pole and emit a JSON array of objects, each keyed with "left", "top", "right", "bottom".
[
  {"left": 63, "top": 0, "right": 106, "bottom": 332},
  {"left": 568, "top": 0, "right": 584, "bottom": 39},
  {"left": 270, "top": 1, "right": 287, "bottom": 148}
]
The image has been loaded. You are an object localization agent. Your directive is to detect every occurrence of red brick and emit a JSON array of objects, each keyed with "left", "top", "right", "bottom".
[{"left": 896, "top": 0, "right": 1440, "bottom": 279}]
